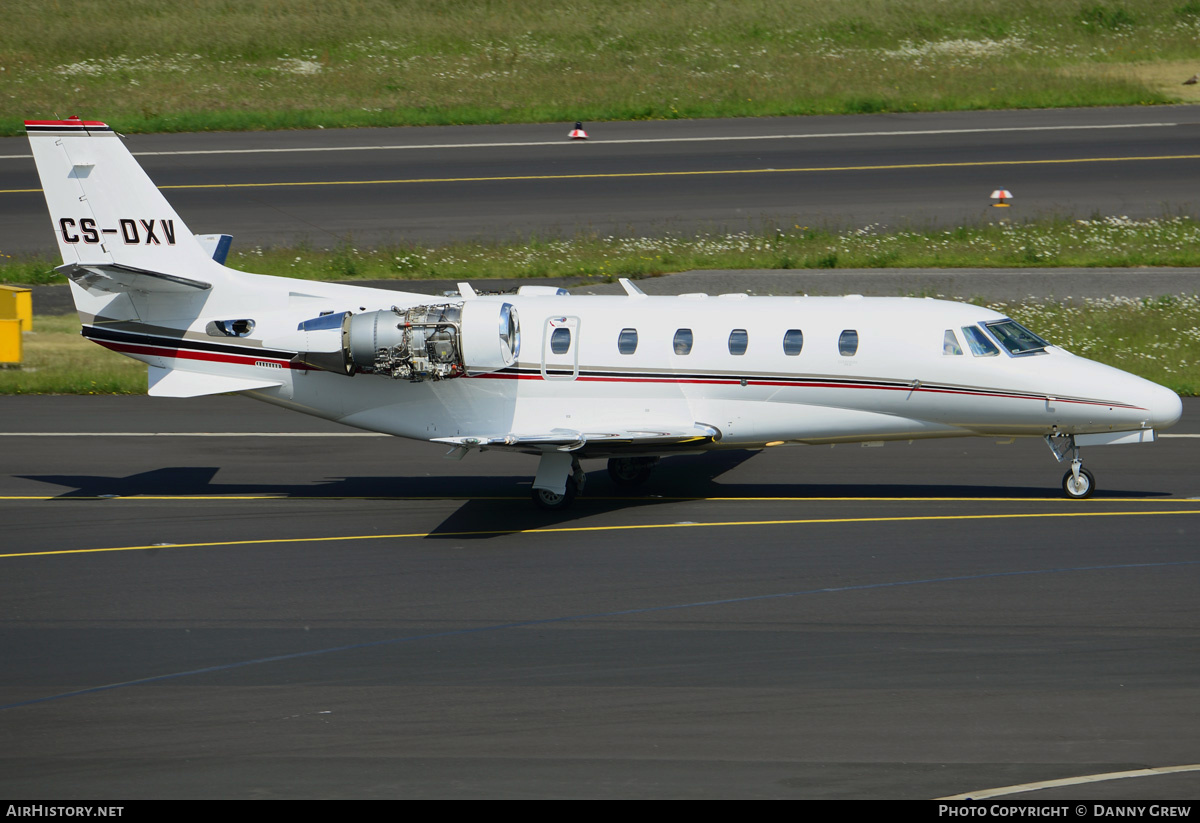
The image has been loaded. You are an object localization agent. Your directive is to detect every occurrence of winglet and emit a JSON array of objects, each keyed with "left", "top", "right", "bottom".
[{"left": 619, "top": 278, "right": 647, "bottom": 297}]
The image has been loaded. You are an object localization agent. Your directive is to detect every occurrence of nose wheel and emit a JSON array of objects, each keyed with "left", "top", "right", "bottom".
[
  {"left": 1046, "top": 435, "right": 1097, "bottom": 500},
  {"left": 1062, "top": 463, "right": 1096, "bottom": 499}
]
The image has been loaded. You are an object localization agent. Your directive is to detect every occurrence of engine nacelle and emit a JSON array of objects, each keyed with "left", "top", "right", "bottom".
[{"left": 296, "top": 302, "right": 520, "bottom": 381}]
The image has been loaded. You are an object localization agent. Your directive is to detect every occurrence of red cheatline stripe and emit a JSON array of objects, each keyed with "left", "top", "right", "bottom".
[{"left": 97, "top": 340, "right": 300, "bottom": 370}]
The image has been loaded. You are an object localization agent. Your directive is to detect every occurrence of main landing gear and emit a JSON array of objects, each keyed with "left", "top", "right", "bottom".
[
  {"left": 531, "top": 452, "right": 587, "bottom": 511},
  {"left": 606, "top": 457, "right": 659, "bottom": 488},
  {"left": 1045, "top": 434, "right": 1096, "bottom": 500},
  {"left": 530, "top": 454, "right": 662, "bottom": 509}
]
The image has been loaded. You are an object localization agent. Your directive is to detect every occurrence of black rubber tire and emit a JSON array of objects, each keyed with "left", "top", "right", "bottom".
[
  {"left": 606, "top": 457, "right": 655, "bottom": 488},
  {"left": 532, "top": 483, "right": 578, "bottom": 510},
  {"left": 1062, "top": 467, "right": 1096, "bottom": 499}
]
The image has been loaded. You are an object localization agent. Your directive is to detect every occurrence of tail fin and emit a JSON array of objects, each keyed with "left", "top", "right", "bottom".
[{"left": 25, "top": 118, "right": 219, "bottom": 280}]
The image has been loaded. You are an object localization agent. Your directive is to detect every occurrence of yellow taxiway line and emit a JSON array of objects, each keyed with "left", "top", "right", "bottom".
[
  {"left": 4, "top": 154, "right": 1200, "bottom": 195},
  {"left": 4, "top": 508, "right": 1200, "bottom": 560}
]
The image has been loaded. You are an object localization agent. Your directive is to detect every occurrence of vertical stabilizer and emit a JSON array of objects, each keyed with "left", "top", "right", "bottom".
[{"left": 25, "top": 118, "right": 217, "bottom": 279}]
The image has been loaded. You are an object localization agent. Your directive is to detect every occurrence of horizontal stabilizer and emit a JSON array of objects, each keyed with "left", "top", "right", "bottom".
[
  {"left": 432, "top": 422, "right": 721, "bottom": 454},
  {"left": 57, "top": 262, "right": 211, "bottom": 295},
  {"left": 147, "top": 365, "right": 282, "bottom": 398}
]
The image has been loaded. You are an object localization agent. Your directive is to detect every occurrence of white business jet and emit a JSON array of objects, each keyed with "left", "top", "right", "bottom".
[{"left": 25, "top": 118, "right": 1183, "bottom": 508}]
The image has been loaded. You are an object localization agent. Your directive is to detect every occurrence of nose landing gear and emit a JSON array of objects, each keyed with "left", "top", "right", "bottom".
[{"left": 1046, "top": 434, "right": 1096, "bottom": 500}]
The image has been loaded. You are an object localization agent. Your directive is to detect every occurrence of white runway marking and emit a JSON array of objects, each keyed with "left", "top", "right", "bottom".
[
  {"left": 938, "top": 763, "right": 1200, "bottom": 799},
  {"left": 0, "top": 122, "right": 1177, "bottom": 161}
]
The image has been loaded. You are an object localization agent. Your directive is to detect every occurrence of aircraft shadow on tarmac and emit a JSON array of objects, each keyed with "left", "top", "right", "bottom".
[{"left": 18, "top": 450, "right": 1171, "bottom": 539}]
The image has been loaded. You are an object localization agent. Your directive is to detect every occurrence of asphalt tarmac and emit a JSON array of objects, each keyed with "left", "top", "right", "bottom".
[
  {"left": 1, "top": 396, "right": 1198, "bottom": 799},
  {"left": 4, "top": 106, "right": 1200, "bottom": 254}
]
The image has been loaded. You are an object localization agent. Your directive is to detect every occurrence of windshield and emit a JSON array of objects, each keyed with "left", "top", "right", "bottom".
[
  {"left": 961, "top": 325, "right": 999, "bottom": 357},
  {"left": 985, "top": 319, "right": 1049, "bottom": 355}
]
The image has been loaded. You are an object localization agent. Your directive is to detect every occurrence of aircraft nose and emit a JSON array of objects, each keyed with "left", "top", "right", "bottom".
[{"left": 1147, "top": 382, "right": 1183, "bottom": 431}]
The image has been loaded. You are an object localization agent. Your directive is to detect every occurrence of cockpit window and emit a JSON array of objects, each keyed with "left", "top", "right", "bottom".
[
  {"left": 984, "top": 319, "right": 1049, "bottom": 355},
  {"left": 961, "top": 325, "right": 999, "bottom": 357},
  {"left": 943, "top": 329, "right": 963, "bottom": 356}
]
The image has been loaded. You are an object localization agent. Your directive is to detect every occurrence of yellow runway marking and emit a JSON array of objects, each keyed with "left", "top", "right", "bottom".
[
  {"left": 4, "top": 154, "right": 1200, "bottom": 194},
  {"left": 4, "top": 508, "right": 1200, "bottom": 560}
]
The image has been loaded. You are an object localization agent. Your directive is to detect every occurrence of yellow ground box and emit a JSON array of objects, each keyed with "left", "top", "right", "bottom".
[
  {"left": 0, "top": 285, "right": 32, "bottom": 332},
  {"left": 0, "top": 318, "right": 21, "bottom": 364}
]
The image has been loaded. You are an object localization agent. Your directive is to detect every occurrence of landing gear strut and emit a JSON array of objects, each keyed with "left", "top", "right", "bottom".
[{"left": 1045, "top": 434, "right": 1096, "bottom": 500}]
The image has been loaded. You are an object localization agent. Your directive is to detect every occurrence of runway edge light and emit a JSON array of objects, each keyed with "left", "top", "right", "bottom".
[
  {"left": 990, "top": 189, "right": 1013, "bottom": 207},
  {"left": 569, "top": 121, "right": 588, "bottom": 140}
]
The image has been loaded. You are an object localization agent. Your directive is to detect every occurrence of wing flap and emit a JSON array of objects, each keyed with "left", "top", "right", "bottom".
[{"left": 432, "top": 422, "right": 721, "bottom": 454}]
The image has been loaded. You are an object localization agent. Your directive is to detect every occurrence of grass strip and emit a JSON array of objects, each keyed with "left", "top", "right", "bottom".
[
  {"left": 6, "top": 216, "right": 1200, "bottom": 285},
  {"left": 4, "top": 1, "right": 1200, "bottom": 136}
]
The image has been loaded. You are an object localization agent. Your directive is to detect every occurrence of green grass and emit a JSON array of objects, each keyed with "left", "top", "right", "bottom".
[
  {"left": 7, "top": 215, "right": 1200, "bottom": 286},
  {"left": 0, "top": 315, "right": 146, "bottom": 395},
  {"left": 3, "top": 0, "right": 1197, "bottom": 135},
  {"left": 7, "top": 301, "right": 1200, "bottom": 395}
]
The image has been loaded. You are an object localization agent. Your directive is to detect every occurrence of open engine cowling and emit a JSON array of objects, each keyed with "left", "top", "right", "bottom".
[{"left": 296, "top": 302, "right": 520, "bottom": 381}]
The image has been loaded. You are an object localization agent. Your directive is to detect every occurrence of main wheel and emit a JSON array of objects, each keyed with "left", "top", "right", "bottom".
[
  {"left": 607, "top": 457, "right": 655, "bottom": 488},
  {"left": 532, "top": 483, "right": 577, "bottom": 511},
  {"left": 1062, "top": 467, "right": 1096, "bottom": 499}
]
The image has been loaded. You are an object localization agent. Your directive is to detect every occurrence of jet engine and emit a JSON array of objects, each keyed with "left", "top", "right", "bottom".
[{"left": 295, "top": 302, "right": 520, "bottom": 381}]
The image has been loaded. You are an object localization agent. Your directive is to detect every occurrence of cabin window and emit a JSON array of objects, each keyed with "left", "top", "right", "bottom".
[
  {"left": 984, "top": 319, "right": 1049, "bottom": 355},
  {"left": 550, "top": 326, "right": 572, "bottom": 355},
  {"left": 838, "top": 329, "right": 859, "bottom": 356},
  {"left": 618, "top": 328, "right": 638, "bottom": 355},
  {"left": 782, "top": 329, "right": 804, "bottom": 356},
  {"left": 728, "top": 329, "right": 748, "bottom": 355},
  {"left": 673, "top": 328, "right": 693, "bottom": 355},
  {"left": 962, "top": 325, "right": 999, "bottom": 357},
  {"left": 943, "top": 329, "right": 963, "bottom": 356}
]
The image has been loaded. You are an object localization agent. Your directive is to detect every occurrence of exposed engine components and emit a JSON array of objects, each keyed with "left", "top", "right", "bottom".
[
  {"left": 295, "top": 301, "right": 520, "bottom": 382},
  {"left": 348, "top": 304, "right": 464, "bottom": 381}
]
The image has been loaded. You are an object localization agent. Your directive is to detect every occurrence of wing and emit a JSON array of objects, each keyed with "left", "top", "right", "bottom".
[{"left": 432, "top": 422, "right": 721, "bottom": 457}]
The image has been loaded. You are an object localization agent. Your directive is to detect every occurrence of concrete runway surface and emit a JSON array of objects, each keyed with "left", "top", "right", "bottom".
[{"left": 1, "top": 395, "right": 1198, "bottom": 799}]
